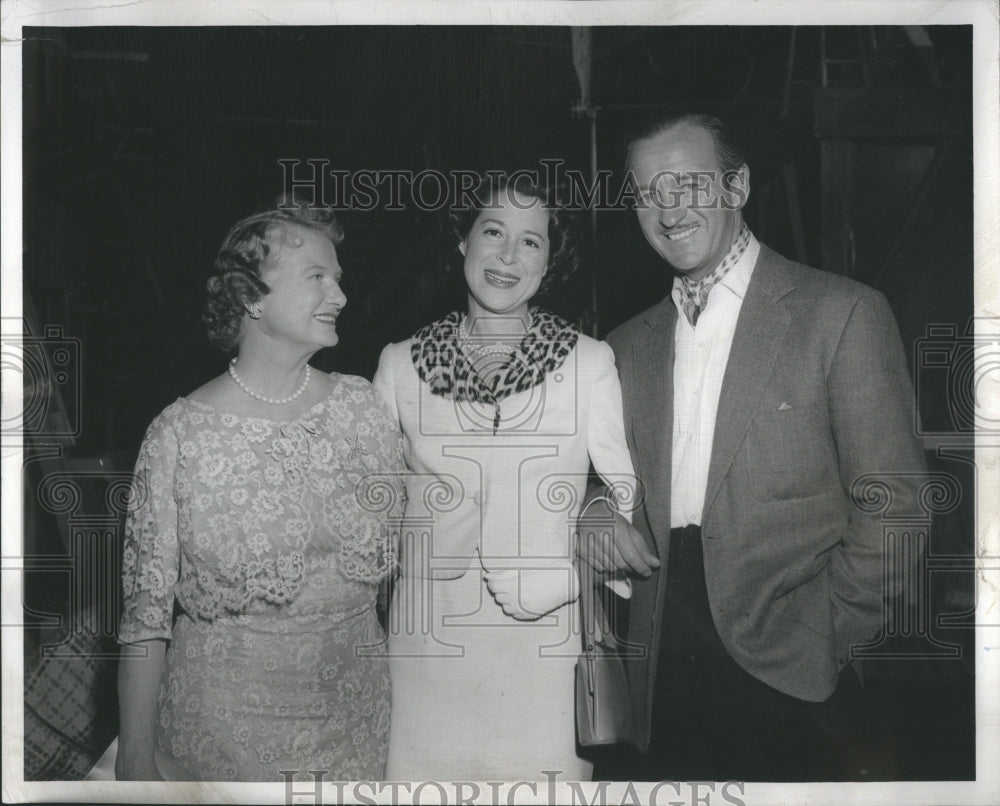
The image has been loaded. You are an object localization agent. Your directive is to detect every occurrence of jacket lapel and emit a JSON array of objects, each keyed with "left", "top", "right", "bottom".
[
  {"left": 632, "top": 298, "right": 675, "bottom": 558},
  {"left": 702, "top": 247, "right": 795, "bottom": 519}
]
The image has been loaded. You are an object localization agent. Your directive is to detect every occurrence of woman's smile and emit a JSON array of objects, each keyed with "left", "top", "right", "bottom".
[{"left": 483, "top": 269, "right": 520, "bottom": 288}]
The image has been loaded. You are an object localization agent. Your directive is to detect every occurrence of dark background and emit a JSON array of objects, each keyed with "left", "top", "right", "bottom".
[{"left": 20, "top": 25, "right": 975, "bottom": 780}]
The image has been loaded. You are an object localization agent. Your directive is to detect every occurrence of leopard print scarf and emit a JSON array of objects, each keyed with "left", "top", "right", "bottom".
[{"left": 410, "top": 307, "right": 579, "bottom": 433}]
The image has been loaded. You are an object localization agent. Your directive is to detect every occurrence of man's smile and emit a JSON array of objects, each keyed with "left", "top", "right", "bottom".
[{"left": 664, "top": 223, "right": 700, "bottom": 242}]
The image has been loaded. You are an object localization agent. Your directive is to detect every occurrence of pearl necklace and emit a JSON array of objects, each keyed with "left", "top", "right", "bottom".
[{"left": 228, "top": 357, "right": 312, "bottom": 405}]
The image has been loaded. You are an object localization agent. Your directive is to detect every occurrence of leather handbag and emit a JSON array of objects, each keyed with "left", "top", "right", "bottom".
[{"left": 575, "top": 564, "right": 636, "bottom": 747}]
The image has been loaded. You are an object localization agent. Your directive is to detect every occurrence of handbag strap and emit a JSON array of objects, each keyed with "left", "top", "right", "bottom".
[{"left": 577, "top": 560, "right": 619, "bottom": 652}]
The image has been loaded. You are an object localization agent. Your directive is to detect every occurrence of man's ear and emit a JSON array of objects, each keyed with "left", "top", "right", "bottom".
[{"left": 724, "top": 164, "right": 750, "bottom": 211}]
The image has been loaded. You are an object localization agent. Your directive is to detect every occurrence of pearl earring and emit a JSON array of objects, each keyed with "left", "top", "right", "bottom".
[{"left": 248, "top": 302, "right": 262, "bottom": 319}]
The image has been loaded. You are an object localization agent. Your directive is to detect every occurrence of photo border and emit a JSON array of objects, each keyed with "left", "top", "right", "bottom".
[{"left": 2, "top": 2, "right": 997, "bottom": 804}]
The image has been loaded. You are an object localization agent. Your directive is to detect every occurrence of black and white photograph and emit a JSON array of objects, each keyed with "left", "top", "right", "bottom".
[{"left": 2, "top": 1, "right": 998, "bottom": 804}]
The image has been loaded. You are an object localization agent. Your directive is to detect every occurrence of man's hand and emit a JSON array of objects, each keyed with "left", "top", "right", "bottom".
[{"left": 576, "top": 499, "right": 659, "bottom": 577}]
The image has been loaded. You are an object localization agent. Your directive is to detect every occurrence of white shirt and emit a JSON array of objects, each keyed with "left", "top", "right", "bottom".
[{"left": 670, "top": 232, "right": 760, "bottom": 527}]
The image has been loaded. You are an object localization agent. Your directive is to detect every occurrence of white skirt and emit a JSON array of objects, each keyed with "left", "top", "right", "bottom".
[{"left": 385, "top": 567, "right": 591, "bottom": 781}]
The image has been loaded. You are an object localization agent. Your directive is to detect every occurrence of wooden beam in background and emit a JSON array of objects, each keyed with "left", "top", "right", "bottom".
[
  {"left": 814, "top": 88, "right": 968, "bottom": 139},
  {"left": 819, "top": 139, "right": 854, "bottom": 276}
]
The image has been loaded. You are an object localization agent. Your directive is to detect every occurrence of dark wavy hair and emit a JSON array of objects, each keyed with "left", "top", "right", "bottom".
[
  {"left": 203, "top": 196, "right": 344, "bottom": 352},
  {"left": 447, "top": 172, "right": 580, "bottom": 297}
]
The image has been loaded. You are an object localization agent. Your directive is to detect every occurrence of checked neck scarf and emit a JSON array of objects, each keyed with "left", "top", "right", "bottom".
[{"left": 677, "top": 222, "right": 751, "bottom": 327}]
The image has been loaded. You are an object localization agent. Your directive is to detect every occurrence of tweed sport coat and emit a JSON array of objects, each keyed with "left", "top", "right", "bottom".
[{"left": 606, "top": 244, "right": 926, "bottom": 751}]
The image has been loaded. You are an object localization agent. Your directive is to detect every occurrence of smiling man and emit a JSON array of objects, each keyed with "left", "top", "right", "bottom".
[{"left": 579, "top": 112, "right": 927, "bottom": 781}]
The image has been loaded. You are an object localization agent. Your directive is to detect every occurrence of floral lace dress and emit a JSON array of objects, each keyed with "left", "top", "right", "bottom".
[{"left": 117, "top": 374, "right": 405, "bottom": 781}]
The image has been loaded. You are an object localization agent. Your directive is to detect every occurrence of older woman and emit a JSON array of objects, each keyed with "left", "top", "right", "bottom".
[
  {"left": 373, "top": 174, "right": 636, "bottom": 780},
  {"left": 115, "top": 202, "right": 405, "bottom": 781}
]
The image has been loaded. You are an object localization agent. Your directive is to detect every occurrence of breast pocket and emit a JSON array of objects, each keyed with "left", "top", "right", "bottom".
[{"left": 744, "top": 403, "right": 839, "bottom": 502}]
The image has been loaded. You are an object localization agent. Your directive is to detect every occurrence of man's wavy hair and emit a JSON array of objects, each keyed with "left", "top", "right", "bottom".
[
  {"left": 447, "top": 172, "right": 580, "bottom": 297},
  {"left": 624, "top": 111, "right": 747, "bottom": 189},
  {"left": 203, "top": 196, "right": 344, "bottom": 352}
]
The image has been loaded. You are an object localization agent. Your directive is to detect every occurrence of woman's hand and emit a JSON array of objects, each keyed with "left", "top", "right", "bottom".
[
  {"left": 483, "top": 566, "right": 580, "bottom": 621},
  {"left": 115, "top": 748, "right": 164, "bottom": 781},
  {"left": 116, "top": 638, "right": 168, "bottom": 781}
]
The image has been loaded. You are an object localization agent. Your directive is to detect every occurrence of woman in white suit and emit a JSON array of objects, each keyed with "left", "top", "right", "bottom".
[{"left": 373, "top": 174, "right": 634, "bottom": 781}]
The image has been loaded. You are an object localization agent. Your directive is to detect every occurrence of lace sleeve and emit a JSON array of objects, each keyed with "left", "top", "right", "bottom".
[
  {"left": 371, "top": 343, "right": 401, "bottom": 427},
  {"left": 370, "top": 389, "right": 407, "bottom": 522},
  {"left": 118, "top": 411, "right": 181, "bottom": 644},
  {"left": 337, "top": 378, "right": 408, "bottom": 583}
]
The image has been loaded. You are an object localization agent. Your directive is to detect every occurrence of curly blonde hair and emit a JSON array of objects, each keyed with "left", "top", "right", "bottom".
[{"left": 203, "top": 199, "right": 344, "bottom": 352}]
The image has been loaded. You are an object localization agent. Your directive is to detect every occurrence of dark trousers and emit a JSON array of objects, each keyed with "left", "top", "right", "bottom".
[{"left": 594, "top": 525, "right": 865, "bottom": 782}]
